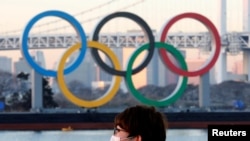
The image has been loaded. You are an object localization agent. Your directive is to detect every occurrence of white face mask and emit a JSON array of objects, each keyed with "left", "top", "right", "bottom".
[
  {"left": 110, "top": 135, "right": 120, "bottom": 141},
  {"left": 110, "top": 135, "right": 134, "bottom": 141}
]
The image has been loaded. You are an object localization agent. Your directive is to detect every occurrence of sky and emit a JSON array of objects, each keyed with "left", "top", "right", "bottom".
[
  {"left": 0, "top": 0, "right": 244, "bottom": 33},
  {"left": 0, "top": 0, "right": 245, "bottom": 71}
]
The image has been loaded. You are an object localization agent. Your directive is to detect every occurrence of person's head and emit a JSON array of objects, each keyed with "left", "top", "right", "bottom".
[{"left": 110, "top": 105, "right": 168, "bottom": 141}]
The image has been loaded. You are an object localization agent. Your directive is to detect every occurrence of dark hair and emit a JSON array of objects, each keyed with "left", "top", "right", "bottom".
[{"left": 114, "top": 105, "right": 168, "bottom": 141}]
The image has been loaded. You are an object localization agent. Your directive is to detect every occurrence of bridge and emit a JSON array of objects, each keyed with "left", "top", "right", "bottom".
[
  {"left": 2, "top": 31, "right": 250, "bottom": 109},
  {"left": 0, "top": 32, "right": 249, "bottom": 56}
]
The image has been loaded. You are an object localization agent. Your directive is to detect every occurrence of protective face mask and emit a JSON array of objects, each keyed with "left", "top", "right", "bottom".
[
  {"left": 110, "top": 135, "right": 120, "bottom": 141},
  {"left": 110, "top": 135, "right": 134, "bottom": 141}
]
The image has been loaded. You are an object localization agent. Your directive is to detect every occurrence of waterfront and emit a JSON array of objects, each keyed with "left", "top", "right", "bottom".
[{"left": 0, "top": 129, "right": 207, "bottom": 141}]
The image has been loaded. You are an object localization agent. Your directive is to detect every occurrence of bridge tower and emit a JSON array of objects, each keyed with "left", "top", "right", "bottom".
[
  {"left": 198, "top": 0, "right": 228, "bottom": 108},
  {"left": 243, "top": 0, "right": 250, "bottom": 31},
  {"left": 243, "top": 0, "right": 250, "bottom": 81},
  {"left": 213, "top": 0, "right": 227, "bottom": 84}
]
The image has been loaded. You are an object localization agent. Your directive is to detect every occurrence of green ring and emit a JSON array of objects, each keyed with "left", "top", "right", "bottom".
[{"left": 125, "top": 42, "right": 188, "bottom": 107}]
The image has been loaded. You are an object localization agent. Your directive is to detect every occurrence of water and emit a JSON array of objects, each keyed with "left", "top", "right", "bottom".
[{"left": 0, "top": 129, "right": 208, "bottom": 141}]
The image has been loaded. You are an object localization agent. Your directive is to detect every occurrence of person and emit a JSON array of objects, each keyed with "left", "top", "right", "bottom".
[{"left": 110, "top": 105, "right": 168, "bottom": 141}]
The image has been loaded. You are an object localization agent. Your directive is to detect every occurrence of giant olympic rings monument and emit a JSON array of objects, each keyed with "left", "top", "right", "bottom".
[
  {"left": 7, "top": 6, "right": 250, "bottom": 111},
  {"left": 19, "top": 10, "right": 220, "bottom": 110}
]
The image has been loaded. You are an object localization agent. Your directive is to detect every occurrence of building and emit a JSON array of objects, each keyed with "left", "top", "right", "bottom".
[
  {"left": 14, "top": 57, "right": 32, "bottom": 75},
  {"left": 13, "top": 51, "right": 46, "bottom": 75},
  {"left": 0, "top": 56, "right": 12, "bottom": 73},
  {"left": 51, "top": 49, "right": 95, "bottom": 93}
]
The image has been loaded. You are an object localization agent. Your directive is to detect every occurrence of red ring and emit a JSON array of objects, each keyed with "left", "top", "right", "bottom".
[{"left": 159, "top": 12, "right": 221, "bottom": 76}]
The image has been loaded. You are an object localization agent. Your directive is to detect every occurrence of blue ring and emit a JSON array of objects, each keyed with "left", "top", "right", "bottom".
[{"left": 21, "top": 10, "right": 87, "bottom": 77}]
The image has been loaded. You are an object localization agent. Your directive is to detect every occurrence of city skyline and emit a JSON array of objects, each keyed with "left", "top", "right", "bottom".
[{"left": 0, "top": 47, "right": 245, "bottom": 86}]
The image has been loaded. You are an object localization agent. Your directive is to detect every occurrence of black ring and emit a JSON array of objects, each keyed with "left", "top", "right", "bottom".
[{"left": 91, "top": 12, "right": 155, "bottom": 76}]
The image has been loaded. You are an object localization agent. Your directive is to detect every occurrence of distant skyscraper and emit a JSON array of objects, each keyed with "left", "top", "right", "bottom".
[
  {"left": 33, "top": 51, "right": 46, "bottom": 68},
  {"left": 0, "top": 56, "right": 12, "bottom": 73},
  {"left": 14, "top": 57, "right": 32, "bottom": 75},
  {"left": 147, "top": 50, "right": 159, "bottom": 86},
  {"left": 99, "top": 48, "right": 122, "bottom": 82},
  {"left": 147, "top": 50, "right": 186, "bottom": 87},
  {"left": 14, "top": 51, "right": 45, "bottom": 75},
  {"left": 51, "top": 49, "right": 95, "bottom": 91}
]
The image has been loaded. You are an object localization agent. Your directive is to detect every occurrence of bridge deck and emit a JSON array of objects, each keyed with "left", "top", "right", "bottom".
[{"left": 0, "top": 32, "right": 249, "bottom": 56}]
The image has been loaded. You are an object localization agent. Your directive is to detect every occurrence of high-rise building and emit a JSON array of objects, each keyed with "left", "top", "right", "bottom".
[
  {"left": 14, "top": 57, "right": 32, "bottom": 75},
  {"left": 13, "top": 51, "right": 45, "bottom": 75},
  {"left": 51, "top": 49, "right": 95, "bottom": 92},
  {"left": 33, "top": 51, "right": 46, "bottom": 68},
  {"left": 0, "top": 56, "right": 12, "bottom": 73},
  {"left": 147, "top": 50, "right": 186, "bottom": 87}
]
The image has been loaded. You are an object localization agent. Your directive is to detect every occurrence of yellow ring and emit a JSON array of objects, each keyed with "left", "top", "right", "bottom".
[{"left": 57, "top": 41, "right": 122, "bottom": 108}]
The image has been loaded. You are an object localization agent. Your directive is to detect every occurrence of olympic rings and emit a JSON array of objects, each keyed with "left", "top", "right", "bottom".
[
  {"left": 159, "top": 12, "right": 221, "bottom": 76},
  {"left": 91, "top": 12, "right": 155, "bottom": 76},
  {"left": 57, "top": 41, "right": 122, "bottom": 108},
  {"left": 21, "top": 10, "right": 87, "bottom": 77},
  {"left": 126, "top": 42, "right": 188, "bottom": 106},
  {"left": 21, "top": 10, "right": 222, "bottom": 108}
]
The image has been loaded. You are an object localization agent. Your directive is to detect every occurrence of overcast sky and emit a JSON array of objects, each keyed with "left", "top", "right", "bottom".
[
  {"left": 0, "top": 0, "right": 244, "bottom": 34},
  {"left": 0, "top": 0, "right": 245, "bottom": 70}
]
